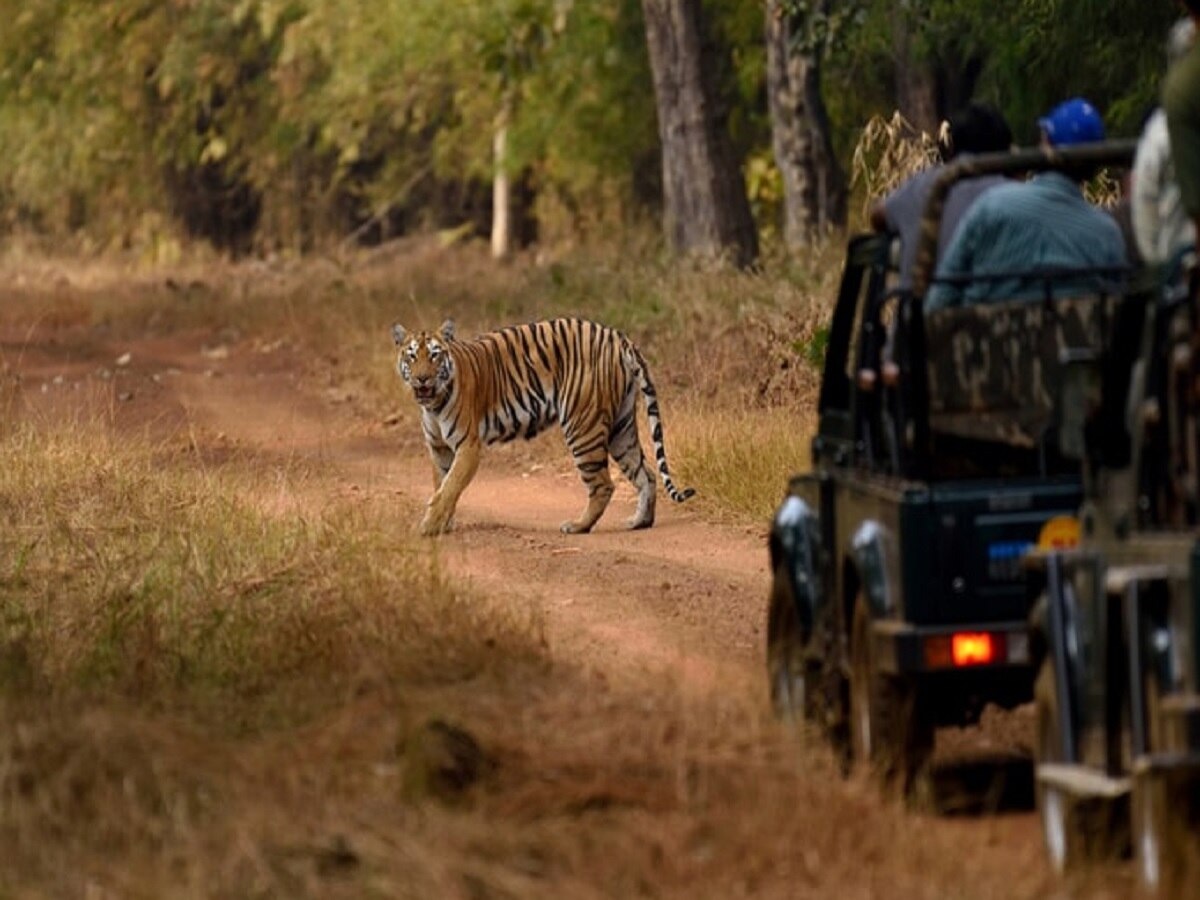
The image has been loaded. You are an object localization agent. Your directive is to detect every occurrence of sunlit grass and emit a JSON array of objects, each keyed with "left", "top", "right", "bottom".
[
  {"left": 0, "top": 418, "right": 543, "bottom": 727},
  {"left": 670, "top": 404, "right": 814, "bottom": 526}
]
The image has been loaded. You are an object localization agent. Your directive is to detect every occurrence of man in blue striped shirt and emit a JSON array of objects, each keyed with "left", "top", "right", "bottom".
[{"left": 925, "top": 98, "right": 1128, "bottom": 312}]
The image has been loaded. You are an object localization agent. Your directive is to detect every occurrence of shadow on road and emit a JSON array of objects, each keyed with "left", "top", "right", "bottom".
[{"left": 926, "top": 752, "right": 1034, "bottom": 815}]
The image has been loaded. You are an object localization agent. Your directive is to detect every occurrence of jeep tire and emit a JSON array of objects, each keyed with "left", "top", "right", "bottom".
[
  {"left": 1034, "top": 660, "right": 1127, "bottom": 871},
  {"left": 848, "top": 592, "right": 932, "bottom": 795},
  {"left": 768, "top": 561, "right": 816, "bottom": 724}
]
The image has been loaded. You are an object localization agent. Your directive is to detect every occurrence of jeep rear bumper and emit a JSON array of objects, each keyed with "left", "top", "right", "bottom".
[{"left": 872, "top": 619, "right": 1033, "bottom": 675}]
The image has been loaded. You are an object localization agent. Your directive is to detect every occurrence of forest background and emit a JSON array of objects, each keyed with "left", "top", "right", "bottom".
[{"left": 0, "top": 0, "right": 1183, "bottom": 263}]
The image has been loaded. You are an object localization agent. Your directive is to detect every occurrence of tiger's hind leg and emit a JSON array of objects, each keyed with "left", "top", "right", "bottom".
[
  {"left": 609, "top": 400, "right": 655, "bottom": 530},
  {"left": 561, "top": 433, "right": 614, "bottom": 534}
]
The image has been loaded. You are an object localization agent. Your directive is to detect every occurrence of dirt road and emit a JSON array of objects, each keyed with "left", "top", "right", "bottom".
[{"left": 11, "top": 320, "right": 768, "bottom": 695}]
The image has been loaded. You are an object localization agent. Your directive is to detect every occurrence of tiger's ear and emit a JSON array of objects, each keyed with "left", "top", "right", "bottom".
[
  {"left": 440, "top": 319, "right": 456, "bottom": 342},
  {"left": 391, "top": 323, "right": 408, "bottom": 346}
]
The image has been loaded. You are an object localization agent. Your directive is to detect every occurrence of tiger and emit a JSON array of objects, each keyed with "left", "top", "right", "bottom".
[{"left": 391, "top": 317, "right": 695, "bottom": 536}]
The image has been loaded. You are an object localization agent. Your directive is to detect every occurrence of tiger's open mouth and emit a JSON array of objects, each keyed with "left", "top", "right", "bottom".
[{"left": 413, "top": 385, "right": 436, "bottom": 404}]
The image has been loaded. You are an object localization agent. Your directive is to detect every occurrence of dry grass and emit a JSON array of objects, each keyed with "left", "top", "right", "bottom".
[
  {"left": 669, "top": 405, "right": 813, "bottom": 526},
  {"left": 0, "top": 417, "right": 542, "bottom": 722},
  {"left": 850, "top": 112, "right": 942, "bottom": 221},
  {"left": 0, "top": 418, "right": 1029, "bottom": 900}
]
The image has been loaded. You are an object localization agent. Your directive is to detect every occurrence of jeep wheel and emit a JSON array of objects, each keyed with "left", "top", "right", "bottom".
[
  {"left": 1033, "top": 660, "right": 1125, "bottom": 870},
  {"left": 1035, "top": 659, "right": 1082, "bottom": 871},
  {"left": 848, "top": 593, "right": 932, "bottom": 794},
  {"left": 1132, "top": 721, "right": 1200, "bottom": 895},
  {"left": 1132, "top": 768, "right": 1167, "bottom": 895},
  {"left": 1134, "top": 671, "right": 1167, "bottom": 894},
  {"left": 767, "top": 562, "right": 813, "bottom": 724}
]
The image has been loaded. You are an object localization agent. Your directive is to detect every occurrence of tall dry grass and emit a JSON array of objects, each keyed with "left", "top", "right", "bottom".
[{"left": 850, "top": 112, "right": 942, "bottom": 223}]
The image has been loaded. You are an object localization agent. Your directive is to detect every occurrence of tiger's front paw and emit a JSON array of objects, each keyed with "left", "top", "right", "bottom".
[
  {"left": 419, "top": 507, "right": 453, "bottom": 536},
  {"left": 559, "top": 519, "right": 593, "bottom": 534}
]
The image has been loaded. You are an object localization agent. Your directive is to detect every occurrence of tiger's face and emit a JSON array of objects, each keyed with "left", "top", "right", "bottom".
[{"left": 392, "top": 320, "right": 456, "bottom": 408}]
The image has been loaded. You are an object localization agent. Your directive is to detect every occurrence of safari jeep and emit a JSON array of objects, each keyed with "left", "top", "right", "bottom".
[
  {"left": 1027, "top": 244, "right": 1200, "bottom": 896},
  {"left": 767, "top": 142, "right": 1142, "bottom": 794}
]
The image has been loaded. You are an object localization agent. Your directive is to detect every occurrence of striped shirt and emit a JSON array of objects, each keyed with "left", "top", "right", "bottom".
[{"left": 925, "top": 172, "right": 1127, "bottom": 311}]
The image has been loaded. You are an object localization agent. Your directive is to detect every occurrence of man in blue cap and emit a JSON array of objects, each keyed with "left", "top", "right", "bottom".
[{"left": 925, "top": 97, "right": 1127, "bottom": 311}]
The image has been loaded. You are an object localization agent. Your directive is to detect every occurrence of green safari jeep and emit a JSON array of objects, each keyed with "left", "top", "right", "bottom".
[
  {"left": 768, "top": 142, "right": 1143, "bottom": 794},
  {"left": 1027, "top": 245, "right": 1200, "bottom": 894}
]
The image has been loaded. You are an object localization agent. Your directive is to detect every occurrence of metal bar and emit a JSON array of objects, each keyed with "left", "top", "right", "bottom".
[
  {"left": 1046, "top": 553, "right": 1079, "bottom": 762},
  {"left": 1105, "top": 583, "right": 1126, "bottom": 776},
  {"left": 930, "top": 265, "right": 1130, "bottom": 287},
  {"left": 1036, "top": 762, "right": 1130, "bottom": 798},
  {"left": 1126, "top": 581, "right": 1148, "bottom": 758}
]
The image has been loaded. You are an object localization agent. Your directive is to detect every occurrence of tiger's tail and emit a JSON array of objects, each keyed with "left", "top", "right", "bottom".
[{"left": 631, "top": 344, "right": 696, "bottom": 503}]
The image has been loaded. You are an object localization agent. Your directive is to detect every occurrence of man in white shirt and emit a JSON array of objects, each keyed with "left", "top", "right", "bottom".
[{"left": 1132, "top": 17, "right": 1197, "bottom": 264}]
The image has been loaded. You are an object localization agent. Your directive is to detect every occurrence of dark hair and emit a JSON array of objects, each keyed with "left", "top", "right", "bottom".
[
  {"left": 1184, "top": 0, "right": 1200, "bottom": 17},
  {"left": 941, "top": 103, "right": 1014, "bottom": 159}
]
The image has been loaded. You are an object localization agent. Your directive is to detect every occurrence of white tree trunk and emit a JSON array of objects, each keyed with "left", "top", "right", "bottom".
[{"left": 491, "top": 111, "right": 511, "bottom": 261}]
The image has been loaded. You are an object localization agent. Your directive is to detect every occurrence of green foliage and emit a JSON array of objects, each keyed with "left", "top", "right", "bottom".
[
  {"left": 793, "top": 325, "right": 829, "bottom": 370},
  {"left": 0, "top": 0, "right": 1184, "bottom": 251},
  {"left": 853, "top": 0, "right": 1177, "bottom": 140},
  {"left": 778, "top": 0, "right": 869, "bottom": 56}
]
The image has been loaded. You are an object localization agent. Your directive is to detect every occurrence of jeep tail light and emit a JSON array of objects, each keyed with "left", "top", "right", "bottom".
[
  {"left": 951, "top": 632, "right": 996, "bottom": 666},
  {"left": 922, "top": 632, "right": 1007, "bottom": 668}
]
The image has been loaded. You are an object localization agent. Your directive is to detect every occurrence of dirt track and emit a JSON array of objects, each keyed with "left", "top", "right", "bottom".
[{"left": 12, "top": 321, "right": 768, "bottom": 700}]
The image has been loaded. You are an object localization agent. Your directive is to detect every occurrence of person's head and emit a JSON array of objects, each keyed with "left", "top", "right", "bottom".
[
  {"left": 1038, "top": 97, "right": 1106, "bottom": 148},
  {"left": 939, "top": 103, "right": 1013, "bottom": 160},
  {"left": 1182, "top": 0, "right": 1200, "bottom": 20},
  {"left": 1168, "top": 17, "right": 1196, "bottom": 64}
]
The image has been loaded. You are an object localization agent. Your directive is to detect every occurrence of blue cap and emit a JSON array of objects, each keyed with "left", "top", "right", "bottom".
[{"left": 1038, "top": 97, "right": 1105, "bottom": 146}]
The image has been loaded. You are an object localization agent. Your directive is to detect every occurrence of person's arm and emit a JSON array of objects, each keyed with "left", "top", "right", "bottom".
[
  {"left": 924, "top": 206, "right": 980, "bottom": 312},
  {"left": 1102, "top": 214, "right": 1130, "bottom": 268},
  {"left": 869, "top": 201, "right": 888, "bottom": 232},
  {"left": 872, "top": 180, "right": 910, "bottom": 234},
  {"left": 1131, "top": 113, "right": 1168, "bottom": 262}
]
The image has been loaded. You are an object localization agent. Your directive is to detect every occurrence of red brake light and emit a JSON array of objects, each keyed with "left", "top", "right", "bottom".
[{"left": 951, "top": 632, "right": 995, "bottom": 666}]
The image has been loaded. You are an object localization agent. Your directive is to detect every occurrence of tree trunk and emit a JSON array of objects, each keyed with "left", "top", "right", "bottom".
[
  {"left": 935, "top": 53, "right": 984, "bottom": 125},
  {"left": 891, "top": 4, "right": 938, "bottom": 135},
  {"left": 764, "top": 0, "right": 847, "bottom": 246},
  {"left": 641, "top": 0, "right": 758, "bottom": 267},
  {"left": 490, "top": 103, "right": 512, "bottom": 261}
]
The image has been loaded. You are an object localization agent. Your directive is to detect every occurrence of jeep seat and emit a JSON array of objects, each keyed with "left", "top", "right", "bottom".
[{"left": 924, "top": 295, "right": 1117, "bottom": 450}]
